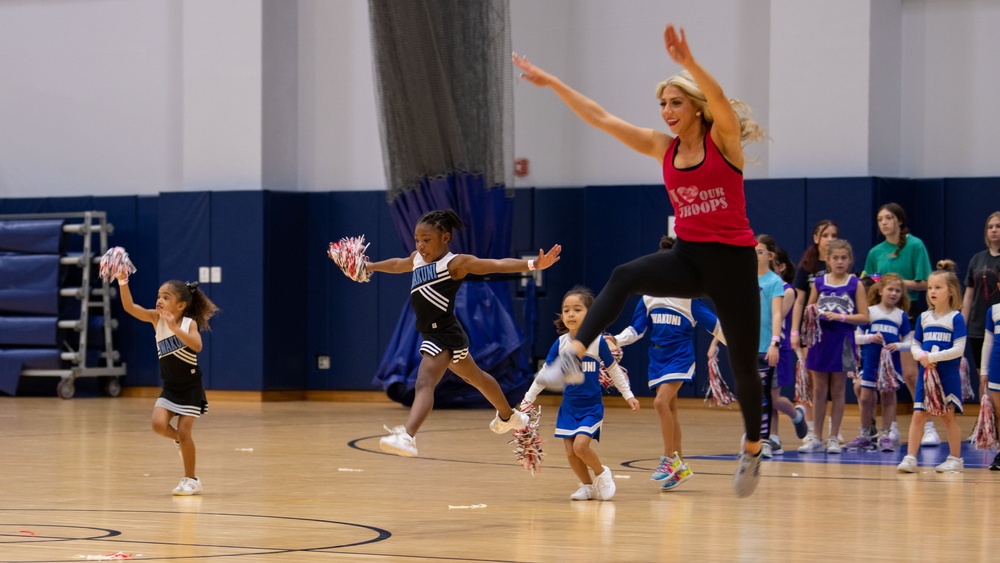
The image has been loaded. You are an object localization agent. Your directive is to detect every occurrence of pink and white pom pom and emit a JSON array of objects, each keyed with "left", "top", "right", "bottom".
[
  {"left": 705, "top": 356, "right": 736, "bottom": 407},
  {"left": 794, "top": 357, "right": 812, "bottom": 406},
  {"left": 510, "top": 402, "right": 544, "bottom": 474},
  {"left": 971, "top": 393, "right": 999, "bottom": 450},
  {"left": 327, "top": 236, "right": 372, "bottom": 283},
  {"left": 876, "top": 347, "right": 901, "bottom": 393},
  {"left": 960, "top": 357, "right": 975, "bottom": 401},
  {"left": 801, "top": 304, "right": 822, "bottom": 347},
  {"left": 98, "top": 246, "right": 136, "bottom": 283},
  {"left": 922, "top": 366, "right": 947, "bottom": 417}
]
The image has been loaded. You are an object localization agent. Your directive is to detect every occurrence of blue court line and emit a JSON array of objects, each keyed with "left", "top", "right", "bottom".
[{"left": 688, "top": 441, "right": 998, "bottom": 469}]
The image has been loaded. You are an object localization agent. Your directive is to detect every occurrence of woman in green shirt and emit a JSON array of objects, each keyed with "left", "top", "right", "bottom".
[{"left": 863, "top": 203, "right": 937, "bottom": 446}]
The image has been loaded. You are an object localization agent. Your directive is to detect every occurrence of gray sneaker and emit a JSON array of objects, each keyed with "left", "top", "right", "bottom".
[{"left": 733, "top": 448, "right": 763, "bottom": 498}]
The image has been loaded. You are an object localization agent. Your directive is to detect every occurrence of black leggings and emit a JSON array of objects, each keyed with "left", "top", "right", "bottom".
[{"left": 575, "top": 238, "right": 763, "bottom": 441}]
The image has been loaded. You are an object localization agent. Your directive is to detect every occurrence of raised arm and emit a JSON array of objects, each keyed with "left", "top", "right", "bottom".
[
  {"left": 116, "top": 275, "right": 157, "bottom": 325},
  {"left": 450, "top": 244, "right": 561, "bottom": 279},
  {"left": 367, "top": 252, "right": 417, "bottom": 275},
  {"left": 513, "top": 54, "right": 671, "bottom": 162},
  {"left": 663, "top": 24, "right": 743, "bottom": 168}
]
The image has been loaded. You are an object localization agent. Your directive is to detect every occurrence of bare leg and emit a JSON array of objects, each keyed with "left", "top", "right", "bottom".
[
  {"left": 905, "top": 410, "right": 927, "bottom": 457},
  {"left": 859, "top": 387, "right": 876, "bottom": 432},
  {"left": 449, "top": 354, "right": 515, "bottom": 419},
  {"left": 811, "top": 372, "right": 830, "bottom": 440},
  {"left": 403, "top": 353, "right": 450, "bottom": 435},
  {"left": 571, "top": 434, "right": 605, "bottom": 475},
  {"left": 176, "top": 415, "right": 197, "bottom": 478},
  {"left": 941, "top": 409, "right": 963, "bottom": 458},
  {"left": 829, "top": 373, "right": 847, "bottom": 438},
  {"left": 564, "top": 438, "right": 593, "bottom": 484},
  {"left": 880, "top": 390, "right": 898, "bottom": 428},
  {"left": 653, "top": 382, "right": 682, "bottom": 456}
]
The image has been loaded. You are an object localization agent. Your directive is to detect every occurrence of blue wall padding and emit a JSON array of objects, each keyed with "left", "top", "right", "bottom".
[
  {"left": 0, "top": 349, "right": 61, "bottom": 395},
  {"left": 263, "top": 191, "right": 309, "bottom": 391},
  {"left": 0, "top": 316, "right": 57, "bottom": 346},
  {"left": 0, "top": 255, "right": 60, "bottom": 314},
  {"left": 2, "top": 175, "right": 998, "bottom": 398},
  {"left": 206, "top": 191, "right": 262, "bottom": 391},
  {"left": 0, "top": 220, "right": 65, "bottom": 253}
]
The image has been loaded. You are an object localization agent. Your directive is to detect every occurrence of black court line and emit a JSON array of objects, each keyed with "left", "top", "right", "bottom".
[{"left": 0, "top": 509, "right": 390, "bottom": 563}]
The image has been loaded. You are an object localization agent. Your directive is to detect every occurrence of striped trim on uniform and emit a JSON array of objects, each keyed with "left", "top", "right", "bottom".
[
  {"left": 413, "top": 277, "right": 452, "bottom": 311},
  {"left": 555, "top": 421, "right": 603, "bottom": 438},
  {"left": 163, "top": 348, "right": 198, "bottom": 365},
  {"left": 155, "top": 397, "right": 207, "bottom": 418},
  {"left": 419, "top": 340, "right": 468, "bottom": 363},
  {"left": 649, "top": 363, "right": 695, "bottom": 388}
]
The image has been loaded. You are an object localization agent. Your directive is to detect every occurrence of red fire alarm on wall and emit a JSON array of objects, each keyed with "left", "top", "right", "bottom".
[{"left": 514, "top": 157, "right": 529, "bottom": 177}]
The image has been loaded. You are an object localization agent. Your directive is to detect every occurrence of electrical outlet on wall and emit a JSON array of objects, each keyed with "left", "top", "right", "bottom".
[{"left": 317, "top": 355, "right": 331, "bottom": 370}]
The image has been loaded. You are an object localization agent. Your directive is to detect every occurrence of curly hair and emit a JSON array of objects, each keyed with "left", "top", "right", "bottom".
[{"left": 162, "top": 280, "right": 220, "bottom": 331}]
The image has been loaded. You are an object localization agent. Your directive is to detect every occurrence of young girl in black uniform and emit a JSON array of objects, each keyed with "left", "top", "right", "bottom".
[
  {"left": 117, "top": 274, "right": 219, "bottom": 495},
  {"left": 366, "top": 209, "right": 562, "bottom": 457}
]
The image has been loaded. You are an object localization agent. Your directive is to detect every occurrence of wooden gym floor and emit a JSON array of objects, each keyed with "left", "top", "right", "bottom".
[{"left": 0, "top": 394, "right": 996, "bottom": 562}]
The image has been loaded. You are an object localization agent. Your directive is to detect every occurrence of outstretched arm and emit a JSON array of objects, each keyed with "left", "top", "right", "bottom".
[
  {"left": 450, "top": 244, "right": 562, "bottom": 278},
  {"left": 367, "top": 252, "right": 417, "bottom": 275},
  {"left": 513, "top": 54, "right": 671, "bottom": 162},
  {"left": 115, "top": 274, "right": 157, "bottom": 325},
  {"left": 663, "top": 24, "right": 743, "bottom": 167}
]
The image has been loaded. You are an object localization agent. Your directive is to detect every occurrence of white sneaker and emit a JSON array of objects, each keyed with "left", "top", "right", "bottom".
[
  {"left": 593, "top": 466, "right": 616, "bottom": 500},
  {"left": 889, "top": 422, "right": 901, "bottom": 445},
  {"left": 797, "top": 437, "right": 825, "bottom": 453},
  {"left": 802, "top": 431, "right": 816, "bottom": 445},
  {"left": 172, "top": 477, "right": 202, "bottom": 496},
  {"left": 935, "top": 456, "right": 964, "bottom": 473},
  {"left": 379, "top": 425, "right": 418, "bottom": 457},
  {"left": 826, "top": 437, "right": 842, "bottom": 454},
  {"left": 897, "top": 455, "right": 918, "bottom": 473},
  {"left": 921, "top": 423, "right": 941, "bottom": 446},
  {"left": 489, "top": 409, "right": 528, "bottom": 434},
  {"left": 570, "top": 483, "right": 593, "bottom": 501},
  {"left": 536, "top": 349, "right": 584, "bottom": 391}
]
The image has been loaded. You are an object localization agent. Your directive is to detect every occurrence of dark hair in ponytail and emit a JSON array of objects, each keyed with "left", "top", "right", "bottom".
[
  {"left": 879, "top": 203, "right": 910, "bottom": 256},
  {"left": 163, "top": 280, "right": 220, "bottom": 331},
  {"left": 553, "top": 285, "right": 594, "bottom": 334},
  {"left": 417, "top": 209, "right": 464, "bottom": 234}
]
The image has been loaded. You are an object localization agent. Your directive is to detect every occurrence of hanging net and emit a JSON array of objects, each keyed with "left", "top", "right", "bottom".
[{"left": 368, "top": 0, "right": 514, "bottom": 200}]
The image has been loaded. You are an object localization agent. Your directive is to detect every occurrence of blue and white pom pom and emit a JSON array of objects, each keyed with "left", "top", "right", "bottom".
[
  {"left": 328, "top": 235, "right": 372, "bottom": 283},
  {"left": 99, "top": 247, "right": 137, "bottom": 284}
]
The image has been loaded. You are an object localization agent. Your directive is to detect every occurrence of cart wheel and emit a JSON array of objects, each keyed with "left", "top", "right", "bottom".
[
  {"left": 102, "top": 377, "right": 122, "bottom": 397},
  {"left": 57, "top": 379, "right": 75, "bottom": 400}
]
